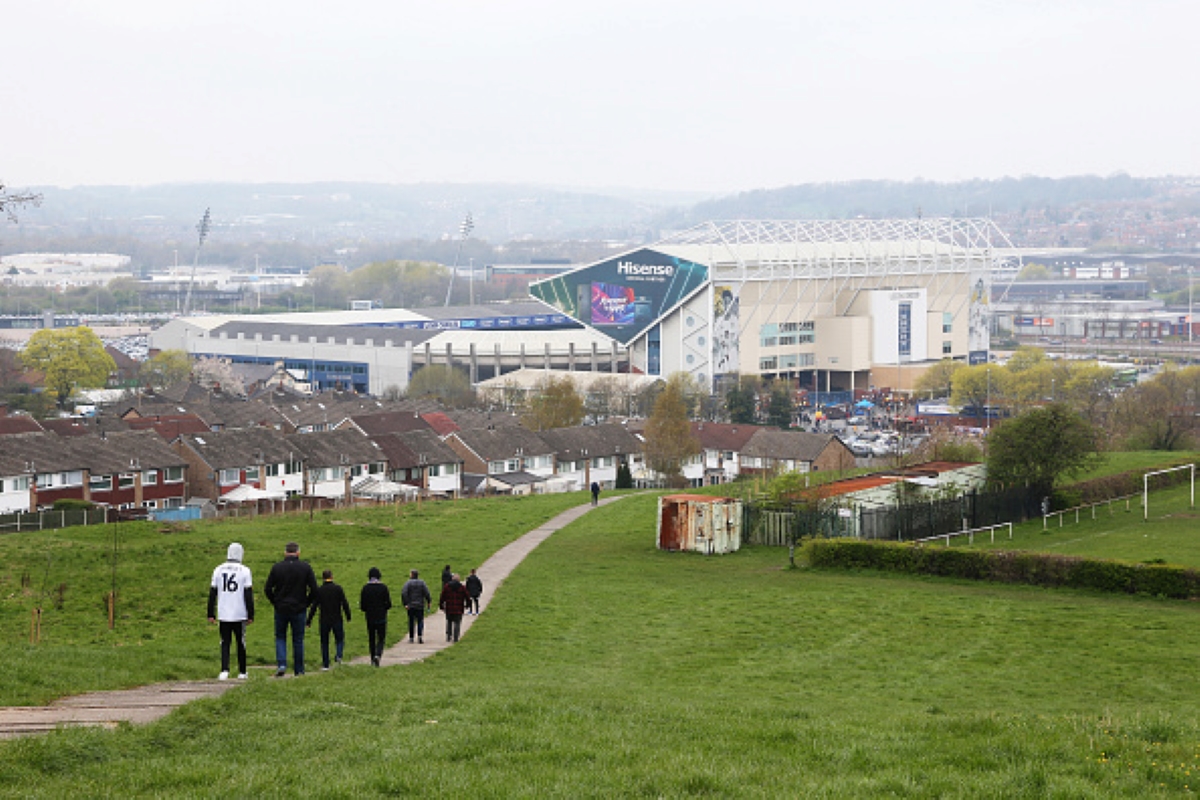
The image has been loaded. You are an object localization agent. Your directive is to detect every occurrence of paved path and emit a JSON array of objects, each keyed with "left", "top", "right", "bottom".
[{"left": 0, "top": 497, "right": 620, "bottom": 739}]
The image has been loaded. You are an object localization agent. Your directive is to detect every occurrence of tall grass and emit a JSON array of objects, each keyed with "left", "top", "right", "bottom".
[{"left": 2, "top": 494, "right": 1200, "bottom": 796}]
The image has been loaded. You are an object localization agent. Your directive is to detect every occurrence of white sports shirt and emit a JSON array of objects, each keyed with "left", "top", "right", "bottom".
[{"left": 211, "top": 561, "right": 253, "bottom": 622}]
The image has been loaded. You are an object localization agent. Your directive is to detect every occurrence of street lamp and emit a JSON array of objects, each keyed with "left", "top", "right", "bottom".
[{"left": 985, "top": 368, "right": 991, "bottom": 433}]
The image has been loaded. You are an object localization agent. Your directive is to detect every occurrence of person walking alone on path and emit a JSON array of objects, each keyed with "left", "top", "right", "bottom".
[
  {"left": 400, "top": 570, "right": 431, "bottom": 643},
  {"left": 360, "top": 567, "right": 392, "bottom": 667},
  {"left": 307, "top": 569, "right": 351, "bottom": 670},
  {"left": 439, "top": 573, "right": 470, "bottom": 642},
  {"left": 590, "top": 481, "right": 600, "bottom": 506},
  {"left": 208, "top": 542, "right": 254, "bottom": 681},
  {"left": 465, "top": 568, "right": 483, "bottom": 615},
  {"left": 264, "top": 542, "right": 319, "bottom": 677}
]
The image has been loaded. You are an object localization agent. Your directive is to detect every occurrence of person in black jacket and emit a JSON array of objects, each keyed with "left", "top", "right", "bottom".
[
  {"left": 360, "top": 567, "right": 392, "bottom": 667},
  {"left": 307, "top": 569, "right": 351, "bottom": 670},
  {"left": 264, "top": 541, "right": 319, "bottom": 677},
  {"left": 465, "top": 568, "right": 483, "bottom": 616},
  {"left": 400, "top": 569, "right": 432, "bottom": 644}
]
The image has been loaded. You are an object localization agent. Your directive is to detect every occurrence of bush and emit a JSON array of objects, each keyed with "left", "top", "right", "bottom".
[
  {"left": 51, "top": 499, "right": 96, "bottom": 511},
  {"left": 806, "top": 538, "right": 1200, "bottom": 599}
]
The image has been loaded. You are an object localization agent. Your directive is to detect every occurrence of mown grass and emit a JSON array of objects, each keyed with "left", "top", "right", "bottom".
[
  {"left": 968, "top": 481, "right": 1200, "bottom": 568},
  {"left": 1072, "top": 450, "right": 1199, "bottom": 483},
  {"left": 0, "top": 492, "right": 587, "bottom": 705},
  {"left": 2, "top": 493, "right": 1200, "bottom": 796}
]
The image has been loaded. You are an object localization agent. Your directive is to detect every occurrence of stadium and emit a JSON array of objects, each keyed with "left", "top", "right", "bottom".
[
  {"left": 151, "top": 218, "right": 1016, "bottom": 396},
  {"left": 531, "top": 218, "right": 1016, "bottom": 395}
]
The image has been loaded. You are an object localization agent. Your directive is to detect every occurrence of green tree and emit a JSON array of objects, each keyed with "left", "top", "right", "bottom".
[
  {"left": 723, "top": 373, "right": 760, "bottom": 424},
  {"left": 987, "top": 404, "right": 1100, "bottom": 496},
  {"left": 951, "top": 364, "right": 1009, "bottom": 412},
  {"left": 405, "top": 365, "right": 475, "bottom": 408},
  {"left": 914, "top": 358, "right": 963, "bottom": 399},
  {"left": 614, "top": 462, "right": 633, "bottom": 489},
  {"left": 765, "top": 381, "right": 794, "bottom": 429},
  {"left": 1016, "top": 262, "right": 1051, "bottom": 281},
  {"left": 522, "top": 375, "right": 585, "bottom": 431},
  {"left": 139, "top": 349, "right": 192, "bottom": 390},
  {"left": 20, "top": 327, "right": 116, "bottom": 407},
  {"left": 643, "top": 373, "right": 701, "bottom": 488}
]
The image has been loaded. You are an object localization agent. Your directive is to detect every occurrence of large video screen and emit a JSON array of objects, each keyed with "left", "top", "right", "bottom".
[{"left": 590, "top": 282, "right": 636, "bottom": 326}]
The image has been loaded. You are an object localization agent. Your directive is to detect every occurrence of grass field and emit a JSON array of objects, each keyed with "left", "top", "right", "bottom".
[
  {"left": 3, "top": 492, "right": 1200, "bottom": 796},
  {"left": 0, "top": 492, "right": 587, "bottom": 706},
  {"left": 1071, "top": 451, "right": 1198, "bottom": 483},
  {"left": 967, "top": 480, "right": 1200, "bottom": 568}
]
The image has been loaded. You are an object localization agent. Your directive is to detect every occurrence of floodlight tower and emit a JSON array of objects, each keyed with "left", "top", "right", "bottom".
[
  {"left": 182, "top": 208, "right": 212, "bottom": 317},
  {"left": 443, "top": 212, "right": 475, "bottom": 307}
]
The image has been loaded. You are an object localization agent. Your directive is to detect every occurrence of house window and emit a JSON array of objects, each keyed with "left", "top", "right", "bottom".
[
  {"left": 143, "top": 470, "right": 158, "bottom": 486},
  {"left": 164, "top": 466, "right": 184, "bottom": 483},
  {"left": 11, "top": 476, "right": 29, "bottom": 491},
  {"left": 943, "top": 341, "right": 953, "bottom": 354},
  {"left": 943, "top": 312, "right": 953, "bottom": 334},
  {"left": 759, "top": 357, "right": 777, "bottom": 371},
  {"left": 370, "top": 462, "right": 385, "bottom": 474},
  {"left": 266, "top": 464, "right": 280, "bottom": 477},
  {"left": 245, "top": 466, "right": 260, "bottom": 482},
  {"left": 488, "top": 461, "right": 505, "bottom": 474},
  {"left": 506, "top": 459, "right": 521, "bottom": 472},
  {"left": 219, "top": 468, "right": 240, "bottom": 485},
  {"left": 351, "top": 465, "right": 363, "bottom": 477},
  {"left": 118, "top": 474, "right": 136, "bottom": 489},
  {"left": 90, "top": 475, "right": 113, "bottom": 492},
  {"left": 144, "top": 500, "right": 158, "bottom": 509},
  {"left": 164, "top": 497, "right": 183, "bottom": 509}
]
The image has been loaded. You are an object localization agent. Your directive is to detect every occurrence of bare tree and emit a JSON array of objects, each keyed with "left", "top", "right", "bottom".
[{"left": 0, "top": 182, "right": 42, "bottom": 222}]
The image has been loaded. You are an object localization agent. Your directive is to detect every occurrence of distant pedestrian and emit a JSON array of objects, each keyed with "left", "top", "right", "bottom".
[
  {"left": 264, "top": 542, "right": 319, "bottom": 677},
  {"left": 465, "top": 568, "right": 483, "bottom": 615},
  {"left": 441, "top": 564, "right": 452, "bottom": 588},
  {"left": 307, "top": 569, "right": 351, "bottom": 670},
  {"left": 590, "top": 481, "right": 600, "bottom": 506},
  {"left": 439, "top": 573, "right": 470, "bottom": 642},
  {"left": 401, "top": 569, "right": 432, "bottom": 643},
  {"left": 360, "top": 567, "right": 392, "bottom": 667},
  {"left": 208, "top": 542, "right": 254, "bottom": 681}
]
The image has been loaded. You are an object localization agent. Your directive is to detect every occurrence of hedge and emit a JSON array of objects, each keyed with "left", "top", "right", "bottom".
[{"left": 806, "top": 538, "right": 1200, "bottom": 599}]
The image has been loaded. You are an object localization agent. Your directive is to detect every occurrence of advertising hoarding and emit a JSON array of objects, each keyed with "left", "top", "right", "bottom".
[{"left": 529, "top": 248, "right": 709, "bottom": 344}]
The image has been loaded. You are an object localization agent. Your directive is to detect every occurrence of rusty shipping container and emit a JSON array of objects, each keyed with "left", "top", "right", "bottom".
[{"left": 656, "top": 494, "right": 743, "bottom": 554}]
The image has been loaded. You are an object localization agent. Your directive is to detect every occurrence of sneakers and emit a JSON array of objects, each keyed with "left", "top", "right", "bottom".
[
  {"left": 409, "top": 637, "right": 414, "bottom": 643},
  {"left": 418, "top": 636, "right": 423, "bottom": 644},
  {"left": 371, "top": 656, "right": 380, "bottom": 667},
  {"left": 237, "top": 673, "right": 248, "bottom": 680},
  {"left": 274, "top": 666, "right": 287, "bottom": 677},
  {"left": 218, "top": 671, "right": 229, "bottom": 681},
  {"left": 321, "top": 666, "right": 330, "bottom": 671}
]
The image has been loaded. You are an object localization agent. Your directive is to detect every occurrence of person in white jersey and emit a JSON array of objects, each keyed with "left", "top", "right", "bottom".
[{"left": 208, "top": 542, "right": 255, "bottom": 680}]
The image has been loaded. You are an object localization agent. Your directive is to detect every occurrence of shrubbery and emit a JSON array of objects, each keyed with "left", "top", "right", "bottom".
[
  {"left": 806, "top": 538, "right": 1200, "bottom": 599},
  {"left": 51, "top": 498, "right": 96, "bottom": 511}
]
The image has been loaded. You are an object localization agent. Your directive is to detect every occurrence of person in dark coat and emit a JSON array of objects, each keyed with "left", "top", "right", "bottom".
[
  {"left": 441, "top": 564, "right": 452, "bottom": 588},
  {"left": 590, "top": 481, "right": 600, "bottom": 506},
  {"left": 439, "top": 573, "right": 470, "bottom": 643},
  {"left": 360, "top": 567, "right": 392, "bottom": 667},
  {"left": 400, "top": 569, "right": 432, "bottom": 643},
  {"left": 465, "top": 568, "right": 483, "bottom": 615},
  {"left": 307, "top": 569, "right": 351, "bottom": 670},
  {"left": 264, "top": 541, "right": 319, "bottom": 677}
]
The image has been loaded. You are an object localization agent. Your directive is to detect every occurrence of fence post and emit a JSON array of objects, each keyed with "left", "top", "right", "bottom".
[
  {"left": 1008, "top": 522, "right": 1013, "bottom": 539},
  {"left": 1043, "top": 514, "right": 1048, "bottom": 531},
  {"left": 40, "top": 512, "right": 44, "bottom": 530}
]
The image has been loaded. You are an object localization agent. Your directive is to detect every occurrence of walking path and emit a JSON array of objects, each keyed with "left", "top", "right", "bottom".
[{"left": 0, "top": 497, "right": 621, "bottom": 739}]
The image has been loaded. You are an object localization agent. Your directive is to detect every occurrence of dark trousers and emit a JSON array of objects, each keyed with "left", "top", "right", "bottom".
[
  {"left": 319, "top": 618, "right": 345, "bottom": 668},
  {"left": 367, "top": 619, "right": 387, "bottom": 660},
  {"left": 219, "top": 620, "right": 247, "bottom": 674},
  {"left": 446, "top": 613, "right": 463, "bottom": 642},
  {"left": 406, "top": 607, "right": 425, "bottom": 639},
  {"left": 274, "top": 610, "right": 307, "bottom": 675},
  {"left": 467, "top": 595, "right": 480, "bottom": 614}
]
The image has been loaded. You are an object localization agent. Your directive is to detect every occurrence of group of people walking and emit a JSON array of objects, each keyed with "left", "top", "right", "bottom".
[{"left": 207, "top": 541, "right": 484, "bottom": 679}]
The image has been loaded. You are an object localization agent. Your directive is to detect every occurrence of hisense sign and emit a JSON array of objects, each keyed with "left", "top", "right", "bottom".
[{"left": 617, "top": 261, "right": 675, "bottom": 277}]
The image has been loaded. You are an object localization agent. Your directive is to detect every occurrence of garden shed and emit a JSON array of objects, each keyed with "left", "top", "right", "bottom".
[{"left": 656, "top": 494, "right": 742, "bottom": 554}]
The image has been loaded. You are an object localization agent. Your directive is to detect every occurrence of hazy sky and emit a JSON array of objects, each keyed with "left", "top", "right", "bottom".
[{"left": 4, "top": 0, "right": 1196, "bottom": 193}]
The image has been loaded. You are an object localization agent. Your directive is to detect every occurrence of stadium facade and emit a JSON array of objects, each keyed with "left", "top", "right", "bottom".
[
  {"left": 531, "top": 218, "right": 1015, "bottom": 395},
  {"left": 151, "top": 218, "right": 1015, "bottom": 397}
]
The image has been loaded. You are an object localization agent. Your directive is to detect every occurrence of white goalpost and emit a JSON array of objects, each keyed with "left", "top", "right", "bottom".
[{"left": 1143, "top": 464, "right": 1196, "bottom": 521}]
